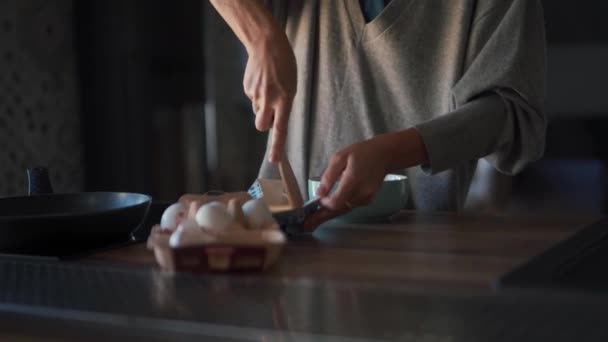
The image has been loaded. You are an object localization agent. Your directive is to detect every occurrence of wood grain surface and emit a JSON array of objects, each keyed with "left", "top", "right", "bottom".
[{"left": 88, "top": 211, "right": 597, "bottom": 288}]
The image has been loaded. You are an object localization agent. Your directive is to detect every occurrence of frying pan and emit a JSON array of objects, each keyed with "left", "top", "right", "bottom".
[{"left": 0, "top": 167, "right": 151, "bottom": 257}]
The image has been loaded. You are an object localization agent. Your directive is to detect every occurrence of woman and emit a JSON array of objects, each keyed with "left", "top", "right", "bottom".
[{"left": 209, "top": 0, "right": 547, "bottom": 229}]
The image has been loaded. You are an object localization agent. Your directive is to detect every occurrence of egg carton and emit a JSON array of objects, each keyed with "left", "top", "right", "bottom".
[
  {"left": 147, "top": 226, "right": 284, "bottom": 273},
  {"left": 180, "top": 183, "right": 321, "bottom": 235},
  {"left": 174, "top": 180, "right": 321, "bottom": 238}
]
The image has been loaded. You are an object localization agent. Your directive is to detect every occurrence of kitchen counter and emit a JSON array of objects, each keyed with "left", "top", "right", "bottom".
[
  {"left": 1, "top": 212, "right": 607, "bottom": 341},
  {"left": 92, "top": 211, "right": 588, "bottom": 287}
]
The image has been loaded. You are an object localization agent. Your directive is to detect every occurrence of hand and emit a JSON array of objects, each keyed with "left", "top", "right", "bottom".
[
  {"left": 244, "top": 35, "right": 297, "bottom": 163},
  {"left": 208, "top": 0, "right": 296, "bottom": 163},
  {"left": 302, "top": 129, "right": 429, "bottom": 231},
  {"left": 302, "top": 137, "right": 391, "bottom": 231}
]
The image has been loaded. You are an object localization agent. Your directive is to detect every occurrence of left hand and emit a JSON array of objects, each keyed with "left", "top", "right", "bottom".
[
  {"left": 302, "top": 137, "right": 391, "bottom": 231},
  {"left": 302, "top": 128, "right": 429, "bottom": 231}
]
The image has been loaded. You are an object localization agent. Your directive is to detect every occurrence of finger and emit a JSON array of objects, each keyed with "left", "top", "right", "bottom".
[
  {"left": 316, "top": 152, "right": 348, "bottom": 198},
  {"left": 251, "top": 101, "right": 260, "bottom": 115},
  {"left": 270, "top": 100, "right": 290, "bottom": 163},
  {"left": 348, "top": 185, "right": 377, "bottom": 207},
  {"left": 302, "top": 207, "right": 349, "bottom": 232},
  {"left": 243, "top": 61, "right": 262, "bottom": 101},
  {"left": 255, "top": 104, "right": 274, "bottom": 132},
  {"left": 243, "top": 76, "right": 256, "bottom": 101},
  {"left": 320, "top": 170, "right": 358, "bottom": 211},
  {"left": 244, "top": 86, "right": 254, "bottom": 101},
  {"left": 243, "top": 77, "right": 252, "bottom": 99},
  {"left": 247, "top": 86, "right": 261, "bottom": 116}
]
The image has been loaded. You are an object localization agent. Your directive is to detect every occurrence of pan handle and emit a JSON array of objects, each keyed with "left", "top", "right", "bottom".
[{"left": 27, "top": 167, "right": 54, "bottom": 195}]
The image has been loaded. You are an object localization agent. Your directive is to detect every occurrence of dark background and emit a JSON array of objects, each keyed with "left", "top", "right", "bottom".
[{"left": 1, "top": 0, "right": 607, "bottom": 215}]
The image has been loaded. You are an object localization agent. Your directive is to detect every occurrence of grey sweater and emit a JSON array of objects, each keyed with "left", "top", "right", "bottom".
[{"left": 260, "top": 0, "right": 547, "bottom": 211}]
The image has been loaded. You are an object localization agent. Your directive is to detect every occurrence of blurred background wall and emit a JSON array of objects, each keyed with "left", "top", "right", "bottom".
[
  {"left": 1, "top": 0, "right": 607, "bottom": 215},
  {"left": 75, "top": 0, "right": 264, "bottom": 199},
  {"left": 0, "top": 0, "right": 83, "bottom": 195},
  {"left": 506, "top": 1, "right": 608, "bottom": 215},
  {"left": 75, "top": 0, "right": 207, "bottom": 199}
]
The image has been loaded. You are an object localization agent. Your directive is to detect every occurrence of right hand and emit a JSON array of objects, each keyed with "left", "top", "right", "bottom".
[{"left": 244, "top": 34, "right": 297, "bottom": 163}]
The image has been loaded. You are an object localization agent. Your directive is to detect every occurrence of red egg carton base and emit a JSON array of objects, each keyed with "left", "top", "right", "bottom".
[{"left": 147, "top": 226, "right": 283, "bottom": 273}]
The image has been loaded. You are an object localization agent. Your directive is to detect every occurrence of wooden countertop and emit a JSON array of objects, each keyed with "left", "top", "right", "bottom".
[
  {"left": 1, "top": 211, "right": 604, "bottom": 341},
  {"left": 89, "top": 211, "right": 596, "bottom": 289}
]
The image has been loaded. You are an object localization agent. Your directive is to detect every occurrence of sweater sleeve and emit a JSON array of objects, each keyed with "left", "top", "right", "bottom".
[{"left": 414, "top": 0, "right": 547, "bottom": 175}]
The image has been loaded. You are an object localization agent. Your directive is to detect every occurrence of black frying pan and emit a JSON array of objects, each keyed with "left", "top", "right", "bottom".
[{"left": 0, "top": 167, "right": 151, "bottom": 257}]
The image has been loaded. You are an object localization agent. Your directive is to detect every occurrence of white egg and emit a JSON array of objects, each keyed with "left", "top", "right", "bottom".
[
  {"left": 176, "top": 218, "right": 201, "bottom": 232},
  {"left": 195, "top": 201, "right": 234, "bottom": 233},
  {"left": 169, "top": 225, "right": 215, "bottom": 248},
  {"left": 160, "top": 203, "right": 188, "bottom": 231},
  {"left": 260, "top": 229, "right": 286, "bottom": 244},
  {"left": 242, "top": 199, "right": 276, "bottom": 230}
]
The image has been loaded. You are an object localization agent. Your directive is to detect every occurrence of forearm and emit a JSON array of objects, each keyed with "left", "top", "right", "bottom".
[
  {"left": 413, "top": 93, "right": 512, "bottom": 173},
  {"left": 208, "top": 0, "right": 285, "bottom": 53},
  {"left": 375, "top": 94, "right": 511, "bottom": 174},
  {"left": 209, "top": 0, "right": 297, "bottom": 162},
  {"left": 373, "top": 128, "right": 429, "bottom": 173}
]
